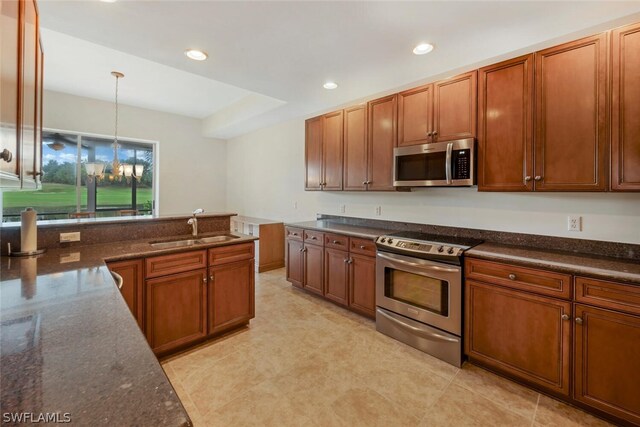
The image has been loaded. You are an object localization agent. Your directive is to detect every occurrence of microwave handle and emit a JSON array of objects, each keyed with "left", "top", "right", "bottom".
[{"left": 445, "top": 142, "right": 453, "bottom": 184}]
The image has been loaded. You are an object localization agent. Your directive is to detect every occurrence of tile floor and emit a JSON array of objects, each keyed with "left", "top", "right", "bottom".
[{"left": 162, "top": 268, "right": 612, "bottom": 427}]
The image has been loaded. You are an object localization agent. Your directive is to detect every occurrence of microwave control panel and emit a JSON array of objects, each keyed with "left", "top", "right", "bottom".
[{"left": 452, "top": 149, "right": 471, "bottom": 180}]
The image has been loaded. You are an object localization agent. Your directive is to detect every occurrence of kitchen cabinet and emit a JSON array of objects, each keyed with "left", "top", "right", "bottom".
[
  {"left": 285, "top": 229, "right": 304, "bottom": 288},
  {"left": 477, "top": 55, "right": 534, "bottom": 191},
  {"left": 145, "top": 269, "right": 208, "bottom": 355},
  {"left": 0, "top": 0, "right": 21, "bottom": 187},
  {"left": 20, "top": 0, "right": 38, "bottom": 189},
  {"left": 367, "top": 94, "right": 396, "bottom": 191},
  {"left": 348, "top": 252, "right": 376, "bottom": 317},
  {"left": 611, "top": 22, "right": 640, "bottom": 191},
  {"left": 208, "top": 259, "right": 254, "bottom": 335},
  {"left": 534, "top": 34, "right": 608, "bottom": 191},
  {"left": 304, "top": 111, "right": 343, "bottom": 191},
  {"left": 303, "top": 242, "right": 324, "bottom": 296},
  {"left": 231, "top": 216, "right": 285, "bottom": 272},
  {"left": 398, "top": 84, "right": 433, "bottom": 147},
  {"left": 465, "top": 279, "right": 572, "bottom": 396},
  {"left": 107, "top": 259, "right": 144, "bottom": 329},
  {"left": 343, "top": 105, "right": 368, "bottom": 191},
  {"left": 324, "top": 247, "right": 349, "bottom": 306},
  {"left": 433, "top": 71, "right": 477, "bottom": 143}
]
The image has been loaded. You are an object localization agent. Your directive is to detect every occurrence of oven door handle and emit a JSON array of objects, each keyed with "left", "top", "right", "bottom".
[
  {"left": 445, "top": 142, "right": 453, "bottom": 184},
  {"left": 376, "top": 252, "right": 460, "bottom": 273},
  {"left": 377, "top": 308, "right": 459, "bottom": 343}
]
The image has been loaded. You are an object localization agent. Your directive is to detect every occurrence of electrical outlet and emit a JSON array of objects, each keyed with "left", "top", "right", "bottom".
[
  {"left": 293, "top": 201, "right": 298, "bottom": 210},
  {"left": 568, "top": 216, "right": 582, "bottom": 232},
  {"left": 375, "top": 206, "right": 382, "bottom": 216},
  {"left": 339, "top": 204, "right": 346, "bottom": 213},
  {"left": 60, "top": 232, "right": 81, "bottom": 243},
  {"left": 60, "top": 252, "right": 81, "bottom": 263}
]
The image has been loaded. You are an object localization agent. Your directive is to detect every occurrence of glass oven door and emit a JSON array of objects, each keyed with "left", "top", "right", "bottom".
[{"left": 376, "top": 251, "right": 462, "bottom": 335}]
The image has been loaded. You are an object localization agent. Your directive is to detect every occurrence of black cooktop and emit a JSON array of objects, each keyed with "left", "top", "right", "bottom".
[{"left": 380, "top": 230, "right": 483, "bottom": 249}]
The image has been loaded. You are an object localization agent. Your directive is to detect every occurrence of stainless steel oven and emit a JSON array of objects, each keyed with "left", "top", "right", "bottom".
[
  {"left": 393, "top": 138, "right": 475, "bottom": 187},
  {"left": 375, "top": 232, "right": 481, "bottom": 367}
]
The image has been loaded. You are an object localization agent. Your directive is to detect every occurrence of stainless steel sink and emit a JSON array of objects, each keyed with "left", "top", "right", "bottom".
[
  {"left": 150, "top": 239, "right": 199, "bottom": 249},
  {"left": 197, "top": 235, "right": 240, "bottom": 244},
  {"left": 150, "top": 234, "right": 240, "bottom": 249}
]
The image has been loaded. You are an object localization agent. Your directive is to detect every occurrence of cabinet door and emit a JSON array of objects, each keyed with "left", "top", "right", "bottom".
[
  {"left": 0, "top": 0, "right": 21, "bottom": 186},
  {"left": 478, "top": 55, "right": 534, "bottom": 191},
  {"left": 324, "top": 248, "right": 349, "bottom": 306},
  {"left": 433, "top": 71, "right": 477, "bottom": 142},
  {"left": 303, "top": 243, "right": 324, "bottom": 295},
  {"left": 348, "top": 253, "right": 375, "bottom": 318},
  {"left": 574, "top": 304, "right": 640, "bottom": 425},
  {"left": 145, "top": 269, "right": 207, "bottom": 355},
  {"left": 343, "top": 105, "right": 368, "bottom": 191},
  {"left": 398, "top": 84, "right": 433, "bottom": 147},
  {"left": 20, "top": 0, "right": 38, "bottom": 189},
  {"left": 367, "top": 95, "right": 396, "bottom": 191},
  {"left": 107, "top": 259, "right": 144, "bottom": 330},
  {"left": 465, "top": 280, "right": 571, "bottom": 396},
  {"left": 611, "top": 23, "right": 640, "bottom": 191},
  {"left": 305, "top": 116, "right": 323, "bottom": 190},
  {"left": 35, "top": 38, "right": 43, "bottom": 187},
  {"left": 286, "top": 239, "right": 303, "bottom": 288},
  {"left": 322, "top": 110, "right": 343, "bottom": 190},
  {"left": 534, "top": 34, "right": 608, "bottom": 191},
  {"left": 208, "top": 259, "right": 254, "bottom": 335}
]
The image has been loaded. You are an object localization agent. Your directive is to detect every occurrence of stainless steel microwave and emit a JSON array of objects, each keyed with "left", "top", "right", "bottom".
[{"left": 393, "top": 138, "right": 475, "bottom": 187}]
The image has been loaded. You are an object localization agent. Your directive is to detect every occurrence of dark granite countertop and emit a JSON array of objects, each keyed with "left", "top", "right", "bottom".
[
  {"left": 0, "top": 231, "right": 257, "bottom": 426},
  {"left": 467, "top": 243, "right": 640, "bottom": 286},
  {"left": 285, "top": 220, "right": 393, "bottom": 240}
]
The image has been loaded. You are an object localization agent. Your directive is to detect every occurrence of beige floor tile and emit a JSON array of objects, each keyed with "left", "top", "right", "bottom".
[
  {"left": 420, "top": 383, "right": 532, "bottom": 426},
  {"left": 534, "top": 395, "right": 613, "bottom": 427},
  {"left": 453, "top": 363, "right": 539, "bottom": 419}
]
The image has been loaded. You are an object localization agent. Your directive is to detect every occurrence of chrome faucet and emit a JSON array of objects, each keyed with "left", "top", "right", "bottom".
[{"left": 187, "top": 208, "right": 204, "bottom": 237}]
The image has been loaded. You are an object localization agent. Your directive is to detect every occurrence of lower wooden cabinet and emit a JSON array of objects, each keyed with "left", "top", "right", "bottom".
[
  {"left": 286, "top": 239, "right": 304, "bottom": 288},
  {"left": 209, "top": 259, "right": 255, "bottom": 335},
  {"left": 348, "top": 253, "right": 376, "bottom": 317},
  {"left": 574, "top": 304, "right": 640, "bottom": 425},
  {"left": 145, "top": 269, "right": 208, "bottom": 355},
  {"left": 107, "top": 259, "right": 144, "bottom": 329},
  {"left": 465, "top": 279, "right": 572, "bottom": 396},
  {"left": 303, "top": 243, "right": 324, "bottom": 295},
  {"left": 324, "top": 248, "right": 349, "bottom": 306}
]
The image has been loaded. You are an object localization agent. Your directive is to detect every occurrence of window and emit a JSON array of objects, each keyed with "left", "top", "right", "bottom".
[{"left": 2, "top": 130, "right": 157, "bottom": 222}]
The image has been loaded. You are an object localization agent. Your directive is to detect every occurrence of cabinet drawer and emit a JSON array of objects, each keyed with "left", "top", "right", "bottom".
[
  {"left": 146, "top": 250, "right": 207, "bottom": 279},
  {"left": 304, "top": 229, "right": 324, "bottom": 246},
  {"left": 465, "top": 258, "right": 572, "bottom": 299},
  {"left": 325, "top": 233, "right": 349, "bottom": 250},
  {"left": 350, "top": 237, "right": 377, "bottom": 257},
  {"left": 286, "top": 227, "right": 303, "bottom": 241},
  {"left": 575, "top": 276, "right": 640, "bottom": 316},
  {"left": 209, "top": 242, "right": 255, "bottom": 266}
]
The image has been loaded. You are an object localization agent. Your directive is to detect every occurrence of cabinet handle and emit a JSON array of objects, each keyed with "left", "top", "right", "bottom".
[
  {"left": 292, "top": 233, "right": 298, "bottom": 236},
  {"left": 332, "top": 240, "right": 341, "bottom": 244},
  {"left": 311, "top": 236, "right": 317, "bottom": 240},
  {"left": 427, "top": 131, "right": 433, "bottom": 136},
  {"left": 302, "top": 247, "right": 307, "bottom": 253},
  {"left": 299, "top": 247, "right": 304, "bottom": 252},
  {"left": 561, "top": 314, "right": 570, "bottom": 321},
  {"left": 343, "top": 258, "right": 349, "bottom": 263},
  {"left": 0, "top": 149, "right": 12, "bottom": 163},
  {"left": 524, "top": 176, "right": 531, "bottom": 182},
  {"left": 575, "top": 317, "right": 583, "bottom": 325},
  {"left": 367, "top": 181, "right": 372, "bottom": 184},
  {"left": 432, "top": 131, "right": 438, "bottom": 136},
  {"left": 508, "top": 273, "right": 516, "bottom": 280},
  {"left": 347, "top": 258, "right": 353, "bottom": 264},
  {"left": 210, "top": 275, "right": 214, "bottom": 282},
  {"left": 534, "top": 176, "right": 542, "bottom": 181},
  {"left": 203, "top": 276, "right": 208, "bottom": 284},
  {"left": 359, "top": 245, "right": 366, "bottom": 249},
  {"left": 111, "top": 271, "right": 124, "bottom": 290},
  {"left": 362, "top": 181, "right": 368, "bottom": 185}
]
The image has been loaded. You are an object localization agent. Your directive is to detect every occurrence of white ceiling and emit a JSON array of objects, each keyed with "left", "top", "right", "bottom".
[{"left": 38, "top": 1, "right": 640, "bottom": 140}]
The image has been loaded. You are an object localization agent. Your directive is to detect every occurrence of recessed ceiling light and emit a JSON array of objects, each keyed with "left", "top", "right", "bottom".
[
  {"left": 99, "top": 0, "right": 118, "bottom": 3},
  {"left": 184, "top": 49, "right": 208, "bottom": 61},
  {"left": 323, "top": 82, "right": 338, "bottom": 90},
  {"left": 413, "top": 43, "right": 434, "bottom": 55}
]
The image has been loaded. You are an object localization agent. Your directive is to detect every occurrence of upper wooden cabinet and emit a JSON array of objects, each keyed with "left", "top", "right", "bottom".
[
  {"left": 367, "top": 94, "right": 396, "bottom": 191},
  {"left": 478, "top": 55, "right": 534, "bottom": 191},
  {"left": 534, "top": 34, "right": 608, "bottom": 191},
  {"left": 0, "top": 0, "right": 43, "bottom": 190},
  {"left": 343, "top": 105, "right": 368, "bottom": 191},
  {"left": 305, "top": 112, "right": 343, "bottom": 190},
  {"left": 611, "top": 22, "right": 640, "bottom": 191},
  {"left": 398, "top": 84, "right": 433, "bottom": 147},
  {"left": 434, "top": 71, "right": 477, "bottom": 142}
]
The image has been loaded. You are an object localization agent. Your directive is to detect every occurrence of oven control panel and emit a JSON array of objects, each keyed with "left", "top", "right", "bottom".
[{"left": 375, "top": 236, "right": 464, "bottom": 257}]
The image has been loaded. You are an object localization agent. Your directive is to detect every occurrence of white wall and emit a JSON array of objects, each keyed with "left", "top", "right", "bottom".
[
  {"left": 226, "top": 119, "right": 640, "bottom": 245},
  {"left": 43, "top": 90, "right": 227, "bottom": 215}
]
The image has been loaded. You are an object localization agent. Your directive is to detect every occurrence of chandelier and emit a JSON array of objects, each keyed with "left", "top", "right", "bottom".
[{"left": 86, "top": 71, "right": 143, "bottom": 183}]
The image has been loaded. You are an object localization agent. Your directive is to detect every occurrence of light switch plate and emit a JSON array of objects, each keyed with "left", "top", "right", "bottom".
[{"left": 60, "top": 232, "right": 81, "bottom": 242}]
